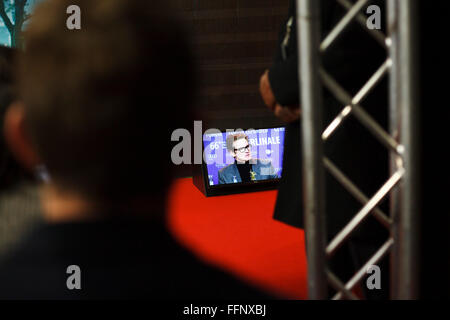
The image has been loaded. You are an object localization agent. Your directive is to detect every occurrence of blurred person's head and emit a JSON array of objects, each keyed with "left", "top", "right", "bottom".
[
  {"left": 226, "top": 134, "right": 252, "bottom": 162},
  {"left": 4, "top": 0, "right": 195, "bottom": 219},
  {"left": 0, "top": 46, "right": 33, "bottom": 190}
]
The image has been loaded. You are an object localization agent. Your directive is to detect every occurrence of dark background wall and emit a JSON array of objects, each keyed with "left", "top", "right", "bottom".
[{"left": 177, "top": 0, "right": 288, "bottom": 130}]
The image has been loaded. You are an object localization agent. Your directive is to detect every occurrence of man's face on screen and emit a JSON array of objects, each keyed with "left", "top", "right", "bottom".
[{"left": 232, "top": 138, "right": 252, "bottom": 162}]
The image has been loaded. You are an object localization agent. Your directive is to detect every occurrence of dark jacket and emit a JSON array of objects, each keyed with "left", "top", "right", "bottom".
[
  {"left": 271, "top": 0, "right": 389, "bottom": 242},
  {"left": 218, "top": 159, "right": 278, "bottom": 184},
  {"left": 0, "top": 217, "right": 275, "bottom": 299}
]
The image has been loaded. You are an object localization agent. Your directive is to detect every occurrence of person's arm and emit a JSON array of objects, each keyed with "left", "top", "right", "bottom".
[
  {"left": 259, "top": 70, "right": 277, "bottom": 112},
  {"left": 259, "top": 69, "right": 300, "bottom": 123}
]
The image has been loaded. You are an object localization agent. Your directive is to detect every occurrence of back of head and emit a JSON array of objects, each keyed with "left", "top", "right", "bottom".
[{"left": 18, "top": 0, "right": 195, "bottom": 205}]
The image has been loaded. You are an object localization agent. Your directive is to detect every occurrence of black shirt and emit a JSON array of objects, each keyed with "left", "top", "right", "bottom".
[
  {"left": 0, "top": 216, "right": 276, "bottom": 299},
  {"left": 235, "top": 160, "right": 251, "bottom": 183}
]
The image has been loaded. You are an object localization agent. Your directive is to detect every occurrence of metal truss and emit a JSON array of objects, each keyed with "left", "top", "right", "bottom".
[{"left": 297, "top": 0, "right": 419, "bottom": 299}]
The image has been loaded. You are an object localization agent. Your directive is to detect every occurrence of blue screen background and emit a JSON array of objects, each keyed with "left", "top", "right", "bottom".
[{"left": 203, "top": 127, "right": 285, "bottom": 186}]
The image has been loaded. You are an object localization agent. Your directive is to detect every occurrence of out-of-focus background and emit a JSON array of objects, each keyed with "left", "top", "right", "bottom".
[{"left": 0, "top": 0, "right": 289, "bottom": 256}]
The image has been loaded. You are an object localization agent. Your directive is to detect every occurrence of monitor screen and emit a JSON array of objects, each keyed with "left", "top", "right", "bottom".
[{"left": 202, "top": 127, "right": 285, "bottom": 187}]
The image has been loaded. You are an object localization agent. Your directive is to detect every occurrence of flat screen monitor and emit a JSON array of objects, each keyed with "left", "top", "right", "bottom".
[{"left": 193, "top": 127, "right": 285, "bottom": 196}]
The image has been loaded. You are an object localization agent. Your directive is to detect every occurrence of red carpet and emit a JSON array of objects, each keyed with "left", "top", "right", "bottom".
[{"left": 167, "top": 178, "right": 308, "bottom": 299}]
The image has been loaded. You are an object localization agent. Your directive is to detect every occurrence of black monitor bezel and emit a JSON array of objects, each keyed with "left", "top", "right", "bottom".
[{"left": 193, "top": 126, "right": 285, "bottom": 197}]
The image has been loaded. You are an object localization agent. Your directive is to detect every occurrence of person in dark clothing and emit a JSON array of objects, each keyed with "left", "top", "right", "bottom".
[
  {"left": 260, "top": 0, "right": 390, "bottom": 299},
  {"left": 0, "top": 219, "right": 274, "bottom": 300},
  {"left": 0, "top": 0, "right": 275, "bottom": 300}
]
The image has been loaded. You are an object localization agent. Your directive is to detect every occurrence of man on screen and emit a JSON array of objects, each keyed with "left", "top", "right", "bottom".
[{"left": 218, "top": 133, "right": 278, "bottom": 184}]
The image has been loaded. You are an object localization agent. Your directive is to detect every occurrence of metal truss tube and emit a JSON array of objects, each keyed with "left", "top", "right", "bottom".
[
  {"left": 326, "top": 169, "right": 404, "bottom": 257},
  {"left": 322, "top": 106, "right": 352, "bottom": 141},
  {"left": 387, "top": 0, "right": 401, "bottom": 299},
  {"left": 322, "top": 60, "right": 390, "bottom": 140},
  {"left": 396, "top": 0, "right": 420, "bottom": 300},
  {"left": 323, "top": 157, "right": 392, "bottom": 228},
  {"left": 353, "top": 60, "right": 391, "bottom": 106},
  {"left": 336, "top": 0, "right": 387, "bottom": 48},
  {"left": 319, "top": 68, "right": 403, "bottom": 154},
  {"left": 326, "top": 270, "right": 359, "bottom": 300},
  {"left": 333, "top": 238, "right": 394, "bottom": 300},
  {"left": 297, "top": 0, "right": 327, "bottom": 299},
  {"left": 320, "top": 0, "right": 370, "bottom": 52},
  {"left": 351, "top": 102, "right": 402, "bottom": 153}
]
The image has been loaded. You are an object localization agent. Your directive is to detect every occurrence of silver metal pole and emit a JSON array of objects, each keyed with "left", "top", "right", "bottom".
[
  {"left": 397, "top": 0, "right": 420, "bottom": 299},
  {"left": 387, "top": 0, "right": 400, "bottom": 300},
  {"left": 297, "top": 0, "right": 327, "bottom": 299},
  {"left": 326, "top": 169, "right": 403, "bottom": 257}
]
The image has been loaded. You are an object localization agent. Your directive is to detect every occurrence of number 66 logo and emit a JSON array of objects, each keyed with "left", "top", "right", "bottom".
[{"left": 210, "top": 142, "right": 221, "bottom": 150}]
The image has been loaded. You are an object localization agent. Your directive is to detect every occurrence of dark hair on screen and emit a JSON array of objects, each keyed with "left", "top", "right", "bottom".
[
  {"left": 0, "top": 45, "right": 32, "bottom": 191},
  {"left": 18, "top": 0, "right": 196, "bottom": 205}
]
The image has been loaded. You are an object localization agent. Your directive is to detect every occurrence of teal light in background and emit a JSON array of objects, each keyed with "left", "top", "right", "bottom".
[{"left": 0, "top": 0, "right": 42, "bottom": 47}]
